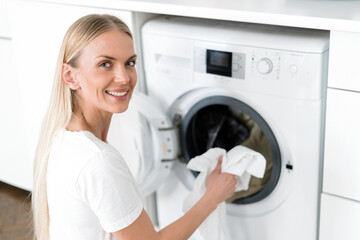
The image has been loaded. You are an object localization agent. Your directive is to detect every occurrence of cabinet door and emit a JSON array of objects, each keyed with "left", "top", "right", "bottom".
[
  {"left": 0, "top": 0, "right": 10, "bottom": 38},
  {"left": 319, "top": 194, "right": 360, "bottom": 240},
  {"left": 328, "top": 31, "right": 360, "bottom": 92},
  {"left": 323, "top": 88, "right": 360, "bottom": 201},
  {"left": 8, "top": 0, "right": 134, "bottom": 190},
  {"left": 0, "top": 39, "right": 29, "bottom": 189}
]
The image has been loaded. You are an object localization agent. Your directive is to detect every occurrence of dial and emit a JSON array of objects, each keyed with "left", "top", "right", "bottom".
[{"left": 257, "top": 58, "right": 273, "bottom": 74}]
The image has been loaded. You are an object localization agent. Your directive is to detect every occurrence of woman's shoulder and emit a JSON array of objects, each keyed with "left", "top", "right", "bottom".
[
  {"left": 49, "top": 129, "right": 129, "bottom": 181},
  {"left": 62, "top": 130, "right": 135, "bottom": 185},
  {"left": 63, "top": 130, "right": 116, "bottom": 153},
  {"left": 51, "top": 129, "right": 122, "bottom": 166}
]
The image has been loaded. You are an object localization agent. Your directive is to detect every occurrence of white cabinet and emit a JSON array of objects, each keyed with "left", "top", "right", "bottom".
[
  {"left": 323, "top": 89, "right": 360, "bottom": 201},
  {"left": 0, "top": 0, "right": 29, "bottom": 188},
  {"left": 6, "top": 0, "right": 134, "bottom": 190},
  {"left": 320, "top": 30, "right": 360, "bottom": 239},
  {"left": 0, "top": 1, "right": 29, "bottom": 188},
  {"left": 0, "top": 0, "right": 11, "bottom": 38},
  {"left": 327, "top": 31, "right": 360, "bottom": 92},
  {"left": 0, "top": 38, "right": 29, "bottom": 189},
  {"left": 319, "top": 194, "right": 360, "bottom": 240}
]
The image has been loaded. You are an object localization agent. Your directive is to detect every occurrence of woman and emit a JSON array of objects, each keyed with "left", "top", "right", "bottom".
[{"left": 32, "top": 14, "right": 236, "bottom": 240}]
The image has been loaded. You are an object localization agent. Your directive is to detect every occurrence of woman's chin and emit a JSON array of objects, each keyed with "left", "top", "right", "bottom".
[{"left": 112, "top": 105, "right": 129, "bottom": 114}]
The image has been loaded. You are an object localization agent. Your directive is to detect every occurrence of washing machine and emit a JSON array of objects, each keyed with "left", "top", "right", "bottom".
[{"left": 108, "top": 16, "right": 329, "bottom": 239}]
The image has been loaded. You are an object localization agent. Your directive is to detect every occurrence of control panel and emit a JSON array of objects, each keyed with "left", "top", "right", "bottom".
[
  {"left": 250, "top": 50, "right": 281, "bottom": 80},
  {"left": 193, "top": 46, "right": 286, "bottom": 82},
  {"left": 194, "top": 47, "right": 245, "bottom": 79}
]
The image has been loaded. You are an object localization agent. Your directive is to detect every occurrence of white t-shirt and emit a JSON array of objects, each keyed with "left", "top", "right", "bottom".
[{"left": 47, "top": 129, "right": 144, "bottom": 240}]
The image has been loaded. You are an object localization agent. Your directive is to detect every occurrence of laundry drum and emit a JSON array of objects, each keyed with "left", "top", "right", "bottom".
[{"left": 179, "top": 96, "right": 281, "bottom": 204}]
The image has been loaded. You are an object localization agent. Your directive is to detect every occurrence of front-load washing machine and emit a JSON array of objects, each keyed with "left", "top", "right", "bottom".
[{"left": 108, "top": 16, "right": 329, "bottom": 240}]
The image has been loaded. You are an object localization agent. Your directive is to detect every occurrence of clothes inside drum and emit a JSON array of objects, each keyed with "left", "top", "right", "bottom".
[{"left": 190, "top": 105, "right": 273, "bottom": 203}]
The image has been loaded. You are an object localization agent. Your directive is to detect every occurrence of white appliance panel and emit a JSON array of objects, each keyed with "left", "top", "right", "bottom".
[{"left": 143, "top": 31, "right": 328, "bottom": 101}]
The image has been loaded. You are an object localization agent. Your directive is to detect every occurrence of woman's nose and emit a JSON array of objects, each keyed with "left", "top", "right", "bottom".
[{"left": 113, "top": 66, "right": 130, "bottom": 84}]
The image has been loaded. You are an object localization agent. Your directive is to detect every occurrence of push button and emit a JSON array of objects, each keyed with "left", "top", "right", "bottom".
[
  {"left": 289, "top": 64, "right": 298, "bottom": 74},
  {"left": 232, "top": 63, "right": 240, "bottom": 71}
]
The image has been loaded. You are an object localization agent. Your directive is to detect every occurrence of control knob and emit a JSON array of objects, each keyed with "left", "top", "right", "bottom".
[{"left": 257, "top": 58, "right": 273, "bottom": 74}]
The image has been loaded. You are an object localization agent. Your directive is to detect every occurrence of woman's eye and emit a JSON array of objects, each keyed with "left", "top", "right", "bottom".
[
  {"left": 100, "top": 62, "right": 111, "bottom": 68},
  {"left": 126, "top": 60, "right": 136, "bottom": 67}
]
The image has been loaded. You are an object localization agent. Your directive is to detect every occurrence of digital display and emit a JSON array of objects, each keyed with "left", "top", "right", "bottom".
[
  {"left": 206, "top": 50, "right": 232, "bottom": 77},
  {"left": 209, "top": 51, "right": 230, "bottom": 67}
]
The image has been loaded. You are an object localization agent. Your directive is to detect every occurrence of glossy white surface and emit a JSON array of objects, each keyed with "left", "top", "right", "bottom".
[
  {"left": 319, "top": 194, "right": 360, "bottom": 240},
  {"left": 142, "top": 16, "right": 329, "bottom": 53},
  {"left": 143, "top": 16, "right": 328, "bottom": 239},
  {"left": 0, "top": 0, "right": 11, "bottom": 37},
  {"left": 35, "top": 0, "right": 360, "bottom": 32},
  {"left": 323, "top": 88, "right": 360, "bottom": 202},
  {"left": 328, "top": 31, "right": 360, "bottom": 92},
  {"left": 0, "top": 38, "right": 29, "bottom": 189}
]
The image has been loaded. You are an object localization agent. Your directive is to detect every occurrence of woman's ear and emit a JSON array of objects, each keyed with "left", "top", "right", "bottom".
[{"left": 62, "top": 63, "right": 80, "bottom": 90}]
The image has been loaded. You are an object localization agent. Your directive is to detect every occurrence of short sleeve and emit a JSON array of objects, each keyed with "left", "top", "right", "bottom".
[{"left": 76, "top": 150, "right": 143, "bottom": 232}]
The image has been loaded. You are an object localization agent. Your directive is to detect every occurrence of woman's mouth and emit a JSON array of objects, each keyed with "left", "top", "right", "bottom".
[{"left": 105, "top": 90, "right": 128, "bottom": 97}]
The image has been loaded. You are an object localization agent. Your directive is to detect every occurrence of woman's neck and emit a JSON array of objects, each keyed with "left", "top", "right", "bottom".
[{"left": 66, "top": 110, "right": 112, "bottom": 142}]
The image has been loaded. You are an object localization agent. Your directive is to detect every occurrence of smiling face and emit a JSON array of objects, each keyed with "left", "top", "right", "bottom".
[{"left": 63, "top": 29, "right": 137, "bottom": 117}]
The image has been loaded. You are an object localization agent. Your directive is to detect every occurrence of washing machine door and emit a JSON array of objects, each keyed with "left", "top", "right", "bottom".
[
  {"left": 168, "top": 87, "right": 289, "bottom": 216},
  {"left": 107, "top": 92, "right": 178, "bottom": 196}
]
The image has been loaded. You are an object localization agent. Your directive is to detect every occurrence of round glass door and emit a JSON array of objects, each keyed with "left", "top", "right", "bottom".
[{"left": 178, "top": 95, "right": 281, "bottom": 204}]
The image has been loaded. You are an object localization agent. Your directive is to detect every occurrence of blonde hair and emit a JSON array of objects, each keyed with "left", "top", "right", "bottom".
[{"left": 32, "top": 14, "right": 132, "bottom": 240}]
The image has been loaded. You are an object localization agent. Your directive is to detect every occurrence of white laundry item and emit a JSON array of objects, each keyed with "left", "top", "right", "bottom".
[{"left": 183, "top": 146, "right": 266, "bottom": 240}]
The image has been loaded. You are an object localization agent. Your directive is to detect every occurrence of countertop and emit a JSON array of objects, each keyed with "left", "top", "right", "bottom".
[{"left": 34, "top": 0, "right": 360, "bottom": 32}]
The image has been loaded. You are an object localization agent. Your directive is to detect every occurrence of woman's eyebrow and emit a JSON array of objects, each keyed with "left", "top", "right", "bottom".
[
  {"left": 96, "top": 55, "right": 116, "bottom": 60},
  {"left": 127, "top": 54, "right": 137, "bottom": 60},
  {"left": 96, "top": 54, "right": 137, "bottom": 61}
]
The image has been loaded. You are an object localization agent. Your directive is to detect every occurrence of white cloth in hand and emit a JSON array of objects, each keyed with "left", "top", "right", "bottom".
[{"left": 183, "top": 146, "right": 266, "bottom": 240}]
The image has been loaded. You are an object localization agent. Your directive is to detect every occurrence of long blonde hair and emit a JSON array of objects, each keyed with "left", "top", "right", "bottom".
[{"left": 32, "top": 14, "right": 132, "bottom": 240}]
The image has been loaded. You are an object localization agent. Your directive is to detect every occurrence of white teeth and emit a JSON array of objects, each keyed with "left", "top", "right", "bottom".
[{"left": 106, "top": 91, "right": 127, "bottom": 97}]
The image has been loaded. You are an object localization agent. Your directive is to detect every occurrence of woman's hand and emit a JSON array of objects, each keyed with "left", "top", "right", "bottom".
[
  {"left": 114, "top": 155, "right": 237, "bottom": 240},
  {"left": 205, "top": 155, "right": 237, "bottom": 206}
]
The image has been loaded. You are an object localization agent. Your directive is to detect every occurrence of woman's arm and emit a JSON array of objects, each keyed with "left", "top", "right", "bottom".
[{"left": 112, "top": 157, "right": 236, "bottom": 240}]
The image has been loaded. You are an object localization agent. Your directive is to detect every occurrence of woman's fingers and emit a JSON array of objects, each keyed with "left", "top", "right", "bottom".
[{"left": 214, "top": 155, "right": 223, "bottom": 173}]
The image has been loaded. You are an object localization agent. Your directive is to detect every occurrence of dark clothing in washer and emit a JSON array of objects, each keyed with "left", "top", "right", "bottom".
[
  {"left": 227, "top": 113, "right": 273, "bottom": 202},
  {"left": 193, "top": 105, "right": 250, "bottom": 153},
  {"left": 191, "top": 106, "right": 272, "bottom": 202}
]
